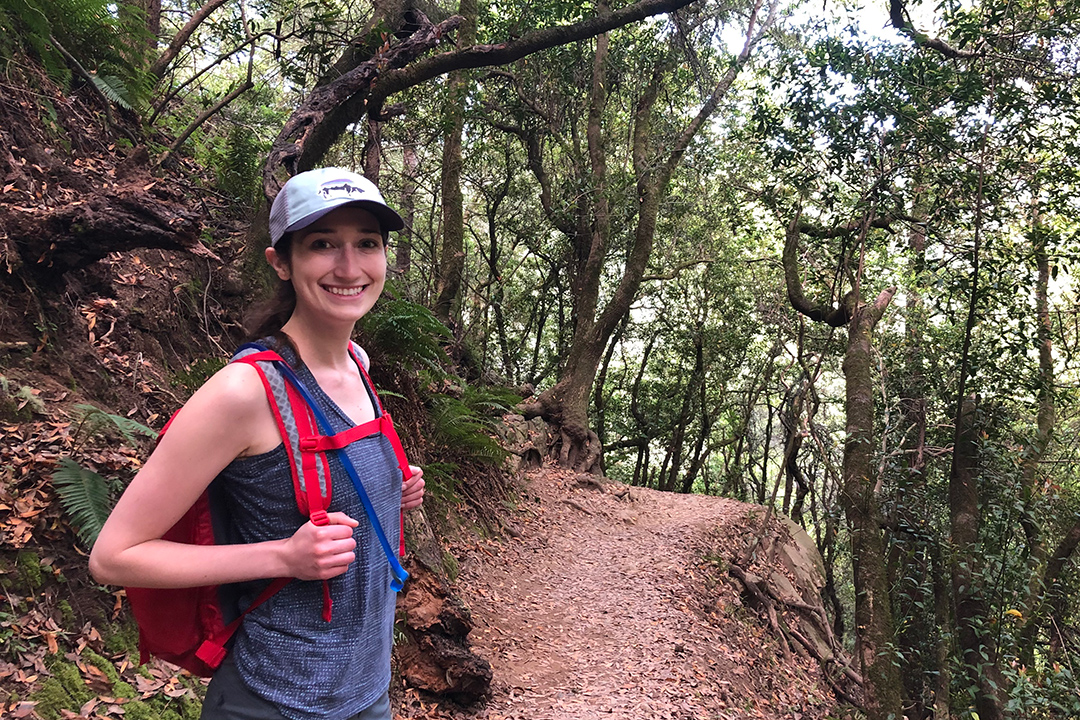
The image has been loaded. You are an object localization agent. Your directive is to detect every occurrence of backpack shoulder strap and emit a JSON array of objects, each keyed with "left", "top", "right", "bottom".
[
  {"left": 230, "top": 344, "right": 331, "bottom": 522},
  {"left": 266, "top": 354, "right": 410, "bottom": 592}
]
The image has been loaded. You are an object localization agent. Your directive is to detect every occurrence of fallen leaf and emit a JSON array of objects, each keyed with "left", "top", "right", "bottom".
[{"left": 10, "top": 701, "right": 37, "bottom": 718}]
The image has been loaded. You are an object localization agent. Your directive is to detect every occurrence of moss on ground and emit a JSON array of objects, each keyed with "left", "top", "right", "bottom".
[
  {"left": 103, "top": 617, "right": 140, "bottom": 656},
  {"left": 15, "top": 550, "right": 42, "bottom": 591},
  {"left": 32, "top": 657, "right": 94, "bottom": 720}
]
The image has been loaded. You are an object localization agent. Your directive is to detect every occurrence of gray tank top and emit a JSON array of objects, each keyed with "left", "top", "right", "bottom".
[{"left": 216, "top": 343, "right": 401, "bottom": 720}]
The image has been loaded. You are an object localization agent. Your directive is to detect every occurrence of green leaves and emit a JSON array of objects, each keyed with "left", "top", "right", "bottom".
[
  {"left": 362, "top": 298, "right": 451, "bottom": 372},
  {"left": 71, "top": 404, "right": 155, "bottom": 449},
  {"left": 50, "top": 457, "right": 115, "bottom": 549}
]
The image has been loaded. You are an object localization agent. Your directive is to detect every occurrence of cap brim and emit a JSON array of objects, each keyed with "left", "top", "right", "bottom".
[{"left": 285, "top": 198, "right": 405, "bottom": 236}]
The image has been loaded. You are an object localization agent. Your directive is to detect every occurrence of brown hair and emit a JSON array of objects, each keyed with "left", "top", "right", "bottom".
[{"left": 245, "top": 233, "right": 296, "bottom": 343}]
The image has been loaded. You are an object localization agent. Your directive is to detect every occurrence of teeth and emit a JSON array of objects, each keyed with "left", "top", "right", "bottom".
[{"left": 326, "top": 286, "right": 364, "bottom": 296}]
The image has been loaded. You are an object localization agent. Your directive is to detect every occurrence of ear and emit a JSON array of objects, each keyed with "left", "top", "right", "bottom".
[{"left": 265, "top": 247, "right": 290, "bottom": 281}]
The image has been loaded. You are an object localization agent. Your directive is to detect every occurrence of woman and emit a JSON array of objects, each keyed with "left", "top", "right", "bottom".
[{"left": 91, "top": 167, "right": 425, "bottom": 720}]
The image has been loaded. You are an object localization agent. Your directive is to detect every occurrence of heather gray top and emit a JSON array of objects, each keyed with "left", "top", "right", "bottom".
[{"left": 216, "top": 343, "right": 401, "bottom": 720}]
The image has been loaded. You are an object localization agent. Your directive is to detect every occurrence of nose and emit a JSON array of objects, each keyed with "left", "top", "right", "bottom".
[{"left": 335, "top": 244, "right": 366, "bottom": 278}]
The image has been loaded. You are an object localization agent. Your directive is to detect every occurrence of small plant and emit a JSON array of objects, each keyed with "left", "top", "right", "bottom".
[
  {"left": 52, "top": 404, "right": 155, "bottom": 548},
  {"left": 361, "top": 298, "right": 451, "bottom": 372},
  {"left": 172, "top": 357, "right": 228, "bottom": 395},
  {"left": 51, "top": 458, "right": 117, "bottom": 548},
  {"left": 0, "top": 375, "right": 45, "bottom": 420},
  {"left": 70, "top": 403, "right": 154, "bottom": 449}
]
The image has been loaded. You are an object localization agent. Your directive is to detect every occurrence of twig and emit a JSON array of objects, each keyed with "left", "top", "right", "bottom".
[{"left": 49, "top": 34, "right": 119, "bottom": 130}]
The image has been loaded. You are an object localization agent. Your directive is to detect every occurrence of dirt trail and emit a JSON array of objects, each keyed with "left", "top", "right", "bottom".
[{"left": 407, "top": 468, "right": 836, "bottom": 720}]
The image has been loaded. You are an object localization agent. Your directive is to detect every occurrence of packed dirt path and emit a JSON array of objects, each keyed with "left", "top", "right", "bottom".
[{"left": 405, "top": 467, "right": 837, "bottom": 720}]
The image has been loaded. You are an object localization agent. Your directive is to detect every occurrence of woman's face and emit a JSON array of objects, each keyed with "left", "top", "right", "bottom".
[{"left": 266, "top": 204, "right": 387, "bottom": 329}]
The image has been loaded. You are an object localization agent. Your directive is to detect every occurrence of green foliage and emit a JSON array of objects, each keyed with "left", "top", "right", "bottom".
[
  {"left": 0, "top": 0, "right": 151, "bottom": 107},
  {"left": 418, "top": 461, "right": 460, "bottom": 503},
  {"left": 362, "top": 298, "right": 450, "bottom": 372},
  {"left": 1003, "top": 661, "right": 1080, "bottom": 718},
  {"left": 217, "top": 123, "right": 263, "bottom": 205},
  {"left": 52, "top": 392, "right": 153, "bottom": 550},
  {"left": 81, "top": 648, "right": 120, "bottom": 686},
  {"left": 50, "top": 457, "right": 115, "bottom": 548},
  {"left": 33, "top": 657, "right": 94, "bottom": 720},
  {"left": 427, "top": 381, "right": 516, "bottom": 478},
  {"left": 87, "top": 72, "right": 137, "bottom": 110},
  {"left": 172, "top": 357, "right": 228, "bottom": 395},
  {"left": 103, "top": 618, "right": 140, "bottom": 657},
  {"left": 71, "top": 403, "right": 155, "bottom": 448},
  {"left": 0, "top": 375, "right": 43, "bottom": 421}
]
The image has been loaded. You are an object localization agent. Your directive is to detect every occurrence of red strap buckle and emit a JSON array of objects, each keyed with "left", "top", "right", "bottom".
[
  {"left": 196, "top": 640, "right": 228, "bottom": 669},
  {"left": 310, "top": 509, "right": 329, "bottom": 526}
]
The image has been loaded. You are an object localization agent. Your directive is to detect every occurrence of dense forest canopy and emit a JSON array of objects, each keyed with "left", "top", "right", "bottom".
[{"left": 3, "top": 0, "right": 1080, "bottom": 717}]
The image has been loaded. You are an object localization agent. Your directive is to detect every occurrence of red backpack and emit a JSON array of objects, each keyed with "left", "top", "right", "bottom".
[{"left": 125, "top": 343, "right": 410, "bottom": 676}]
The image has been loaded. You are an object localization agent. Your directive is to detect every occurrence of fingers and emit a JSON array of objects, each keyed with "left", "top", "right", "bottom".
[
  {"left": 402, "top": 465, "right": 425, "bottom": 511},
  {"left": 287, "top": 517, "right": 358, "bottom": 580},
  {"left": 325, "top": 511, "right": 360, "bottom": 528}
]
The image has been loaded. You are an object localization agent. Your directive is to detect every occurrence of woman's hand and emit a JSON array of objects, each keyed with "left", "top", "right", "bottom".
[
  {"left": 282, "top": 512, "right": 359, "bottom": 580},
  {"left": 402, "top": 465, "right": 425, "bottom": 511}
]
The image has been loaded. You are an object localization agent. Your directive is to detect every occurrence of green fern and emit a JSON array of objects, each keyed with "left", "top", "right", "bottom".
[
  {"left": 429, "top": 395, "right": 508, "bottom": 468},
  {"left": 51, "top": 458, "right": 115, "bottom": 548},
  {"left": 0, "top": 0, "right": 152, "bottom": 106},
  {"left": 418, "top": 461, "right": 460, "bottom": 503},
  {"left": 461, "top": 384, "right": 520, "bottom": 419},
  {"left": 362, "top": 299, "right": 450, "bottom": 372},
  {"left": 88, "top": 72, "right": 135, "bottom": 110},
  {"left": 72, "top": 403, "right": 155, "bottom": 447}
]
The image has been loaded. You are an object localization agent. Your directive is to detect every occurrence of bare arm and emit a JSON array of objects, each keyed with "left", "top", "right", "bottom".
[{"left": 90, "top": 363, "right": 359, "bottom": 588}]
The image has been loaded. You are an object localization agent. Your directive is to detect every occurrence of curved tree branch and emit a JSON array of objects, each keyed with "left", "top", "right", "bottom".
[
  {"left": 263, "top": 0, "right": 703, "bottom": 200},
  {"left": 366, "top": 0, "right": 702, "bottom": 117},
  {"left": 888, "top": 0, "right": 979, "bottom": 58},
  {"left": 149, "top": 0, "right": 231, "bottom": 79}
]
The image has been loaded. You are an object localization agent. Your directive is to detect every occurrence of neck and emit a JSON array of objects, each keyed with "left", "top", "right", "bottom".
[{"left": 279, "top": 315, "right": 355, "bottom": 370}]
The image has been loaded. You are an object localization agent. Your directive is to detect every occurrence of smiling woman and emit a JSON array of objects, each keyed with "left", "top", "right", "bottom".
[
  {"left": 89, "top": 168, "right": 425, "bottom": 720},
  {"left": 268, "top": 205, "right": 390, "bottom": 337}
]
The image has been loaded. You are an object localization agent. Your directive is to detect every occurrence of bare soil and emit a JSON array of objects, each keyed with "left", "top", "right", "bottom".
[{"left": 397, "top": 466, "right": 840, "bottom": 720}]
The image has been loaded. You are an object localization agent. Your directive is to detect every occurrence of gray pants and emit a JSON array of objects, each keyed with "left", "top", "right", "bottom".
[{"left": 201, "top": 656, "right": 391, "bottom": 720}]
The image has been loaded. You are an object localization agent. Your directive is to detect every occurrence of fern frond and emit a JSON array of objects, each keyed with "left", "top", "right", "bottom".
[
  {"left": 429, "top": 395, "right": 509, "bottom": 468},
  {"left": 461, "top": 385, "right": 521, "bottom": 419},
  {"left": 89, "top": 72, "right": 135, "bottom": 110},
  {"left": 73, "top": 403, "right": 155, "bottom": 446},
  {"left": 419, "top": 461, "right": 460, "bottom": 502},
  {"left": 51, "top": 457, "right": 114, "bottom": 548},
  {"left": 362, "top": 299, "right": 450, "bottom": 372}
]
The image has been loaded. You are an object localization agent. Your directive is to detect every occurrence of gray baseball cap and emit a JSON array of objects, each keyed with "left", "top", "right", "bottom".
[{"left": 268, "top": 167, "right": 404, "bottom": 246}]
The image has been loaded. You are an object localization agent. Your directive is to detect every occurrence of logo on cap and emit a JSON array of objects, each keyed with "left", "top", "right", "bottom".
[{"left": 318, "top": 180, "right": 371, "bottom": 200}]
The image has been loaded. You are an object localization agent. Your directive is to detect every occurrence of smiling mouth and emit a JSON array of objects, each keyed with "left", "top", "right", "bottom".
[{"left": 324, "top": 285, "right": 366, "bottom": 297}]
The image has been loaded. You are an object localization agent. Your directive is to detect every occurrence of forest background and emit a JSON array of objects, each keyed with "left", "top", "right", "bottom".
[{"left": 1, "top": 0, "right": 1080, "bottom": 719}]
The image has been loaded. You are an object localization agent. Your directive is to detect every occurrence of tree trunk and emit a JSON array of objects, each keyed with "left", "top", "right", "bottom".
[
  {"left": 950, "top": 395, "right": 1007, "bottom": 720},
  {"left": 895, "top": 191, "right": 936, "bottom": 718},
  {"left": 1018, "top": 217, "right": 1056, "bottom": 642},
  {"left": 396, "top": 140, "right": 419, "bottom": 276},
  {"left": 518, "top": 1, "right": 773, "bottom": 469},
  {"left": 433, "top": 0, "right": 477, "bottom": 326},
  {"left": 839, "top": 292, "right": 903, "bottom": 720}
]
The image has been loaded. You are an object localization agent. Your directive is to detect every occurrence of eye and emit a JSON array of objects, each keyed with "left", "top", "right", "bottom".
[{"left": 307, "top": 237, "right": 333, "bottom": 250}]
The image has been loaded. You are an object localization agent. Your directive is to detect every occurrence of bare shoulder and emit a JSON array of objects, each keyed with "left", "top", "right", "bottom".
[{"left": 161, "top": 361, "right": 271, "bottom": 450}]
